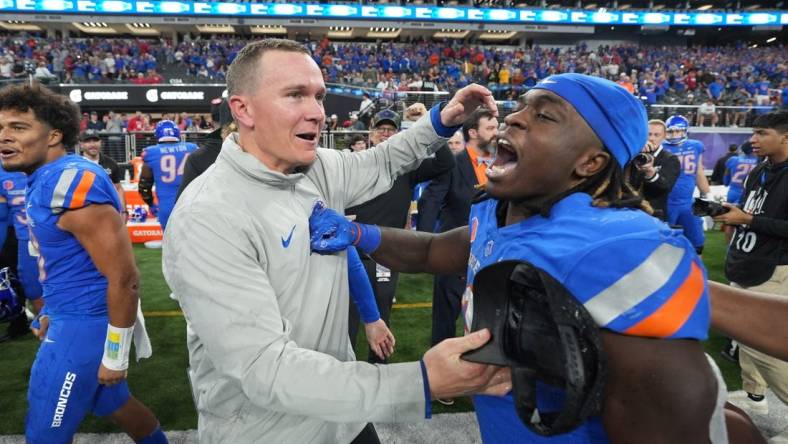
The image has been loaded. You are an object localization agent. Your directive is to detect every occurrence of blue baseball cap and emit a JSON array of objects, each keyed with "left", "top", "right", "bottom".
[{"left": 531, "top": 73, "right": 647, "bottom": 167}]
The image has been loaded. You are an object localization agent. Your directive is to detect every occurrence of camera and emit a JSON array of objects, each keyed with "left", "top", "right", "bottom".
[
  {"left": 692, "top": 198, "right": 730, "bottom": 217},
  {"left": 633, "top": 153, "right": 653, "bottom": 167}
]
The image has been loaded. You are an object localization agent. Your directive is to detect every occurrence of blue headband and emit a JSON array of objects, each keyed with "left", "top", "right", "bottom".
[{"left": 531, "top": 73, "right": 648, "bottom": 167}]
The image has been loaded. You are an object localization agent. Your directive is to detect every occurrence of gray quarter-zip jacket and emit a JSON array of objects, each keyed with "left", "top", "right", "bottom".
[{"left": 162, "top": 115, "right": 448, "bottom": 443}]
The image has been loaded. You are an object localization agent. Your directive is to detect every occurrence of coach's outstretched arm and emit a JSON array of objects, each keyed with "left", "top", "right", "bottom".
[
  {"left": 164, "top": 208, "right": 509, "bottom": 426},
  {"left": 317, "top": 83, "right": 497, "bottom": 211}
]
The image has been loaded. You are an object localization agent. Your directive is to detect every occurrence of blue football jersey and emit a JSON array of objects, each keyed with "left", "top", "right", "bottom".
[
  {"left": 0, "top": 166, "right": 29, "bottom": 241},
  {"left": 26, "top": 155, "right": 120, "bottom": 317},
  {"left": 724, "top": 154, "right": 759, "bottom": 205},
  {"left": 141, "top": 142, "right": 198, "bottom": 212},
  {"left": 664, "top": 138, "right": 705, "bottom": 206},
  {"left": 465, "top": 193, "right": 709, "bottom": 444}
]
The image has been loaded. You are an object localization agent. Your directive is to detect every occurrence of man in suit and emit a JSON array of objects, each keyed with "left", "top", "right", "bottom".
[
  {"left": 628, "top": 119, "right": 681, "bottom": 221},
  {"left": 416, "top": 108, "right": 498, "bottom": 405}
]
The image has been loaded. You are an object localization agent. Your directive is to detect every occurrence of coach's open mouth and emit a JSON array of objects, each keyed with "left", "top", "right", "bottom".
[{"left": 296, "top": 132, "right": 317, "bottom": 142}]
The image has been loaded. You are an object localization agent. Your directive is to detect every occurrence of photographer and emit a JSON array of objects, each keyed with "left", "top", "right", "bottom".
[
  {"left": 629, "top": 119, "right": 680, "bottom": 221},
  {"left": 714, "top": 110, "right": 788, "bottom": 419}
]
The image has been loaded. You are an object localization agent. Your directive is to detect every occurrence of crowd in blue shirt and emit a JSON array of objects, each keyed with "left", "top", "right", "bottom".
[{"left": 0, "top": 34, "right": 784, "bottom": 108}]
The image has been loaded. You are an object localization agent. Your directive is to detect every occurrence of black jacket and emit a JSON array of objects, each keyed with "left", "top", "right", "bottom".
[
  {"left": 416, "top": 149, "right": 479, "bottom": 233},
  {"left": 347, "top": 145, "right": 454, "bottom": 229},
  {"left": 628, "top": 147, "right": 681, "bottom": 222},
  {"left": 711, "top": 152, "right": 736, "bottom": 185},
  {"left": 725, "top": 159, "right": 788, "bottom": 287},
  {"left": 176, "top": 128, "right": 223, "bottom": 201}
]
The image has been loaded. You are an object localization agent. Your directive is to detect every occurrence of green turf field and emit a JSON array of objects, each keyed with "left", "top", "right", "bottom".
[{"left": 0, "top": 229, "right": 738, "bottom": 434}]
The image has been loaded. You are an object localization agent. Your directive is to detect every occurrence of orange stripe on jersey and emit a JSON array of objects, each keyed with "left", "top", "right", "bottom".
[
  {"left": 624, "top": 261, "right": 704, "bottom": 338},
  {"left": 69, "top": 171, "right": 96, "bottom": 209}
]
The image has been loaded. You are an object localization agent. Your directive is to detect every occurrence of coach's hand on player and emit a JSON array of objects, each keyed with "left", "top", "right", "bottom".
[
  {"left": 440, "top": 84, "right": 498, "bottom": 128},
  {"left": 98, "top": 364, "right": 127, "bottom": 386},
  {"left": 423, "top": 328, "right": 511, "bottom": 399}
]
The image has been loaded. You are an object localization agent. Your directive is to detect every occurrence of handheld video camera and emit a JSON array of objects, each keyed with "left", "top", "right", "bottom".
[
  {"left": 692, "top": 198, "right": 729, "bottom": 217},
  {"left": 633, "top": 153, "right": 654, "bottom": 167}
]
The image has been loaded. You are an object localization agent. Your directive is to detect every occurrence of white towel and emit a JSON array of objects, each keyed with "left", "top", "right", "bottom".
[{"left": 133, "top": 301, "right": 153, "bottom": 361}]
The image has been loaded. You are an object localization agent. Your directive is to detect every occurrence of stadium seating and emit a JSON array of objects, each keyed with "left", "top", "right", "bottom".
[{"left": 0, "top": 34, "right": 784, "bottom": 110}]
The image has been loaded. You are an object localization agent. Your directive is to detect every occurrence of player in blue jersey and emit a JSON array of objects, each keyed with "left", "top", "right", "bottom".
[
  {"left": 0, "top": 165, "right": 44, "bottom": 309},
  {"left": 309, "top": 74, "right": 728, "bottom": 442},
  {"left": 0, "top": 83, "right": 168, "bottom": 444},
  {"left": 138, "top": 120, "right": 198, "bottom": 230},
  {"left": 723, "top": 141, "right": 759, "bottom": 205},
  {"left": 662, "top": 114, "right": 711, "bottom": 254}
]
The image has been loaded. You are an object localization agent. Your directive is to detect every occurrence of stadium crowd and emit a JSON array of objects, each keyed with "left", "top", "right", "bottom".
[
  {"left": 1, "top": 34, "right": 785, "bottom": 109},
  {"left": 0, "top": 34, "right": 786, "bottom": 444}
]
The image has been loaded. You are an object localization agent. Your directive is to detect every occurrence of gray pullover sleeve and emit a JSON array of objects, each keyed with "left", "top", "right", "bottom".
[
  {"left": 309, "top": 114, "right": 449, "bottom": 209},
  {"left": 163, "top": 206, "right": 426, "bottom": 424}
]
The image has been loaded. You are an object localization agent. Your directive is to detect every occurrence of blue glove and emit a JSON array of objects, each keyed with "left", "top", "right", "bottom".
[{"left": 309, "top": 201, "right": 381, "bottom": 254}]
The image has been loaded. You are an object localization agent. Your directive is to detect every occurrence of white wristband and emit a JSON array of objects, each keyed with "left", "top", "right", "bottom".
[{"left": 101, "top": 324, "right": 134, "bottom": 371}]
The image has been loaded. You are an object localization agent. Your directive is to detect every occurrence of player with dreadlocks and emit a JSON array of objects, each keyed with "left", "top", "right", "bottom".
[{"left": 308, "top": 73, "right": 727, "bottom": 443}]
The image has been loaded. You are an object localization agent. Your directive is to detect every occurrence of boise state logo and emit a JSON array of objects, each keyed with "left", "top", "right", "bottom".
[{"left": 2, "top": 180, "right": 13, "bottom": 191}]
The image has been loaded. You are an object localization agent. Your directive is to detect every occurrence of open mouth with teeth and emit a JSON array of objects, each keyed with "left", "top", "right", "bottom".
[
  {"left": 487, "top": 138, "right": 518, "bottom": 180},
  {"left": 0, "top": 148, "right": 18, "bottom": 160}
]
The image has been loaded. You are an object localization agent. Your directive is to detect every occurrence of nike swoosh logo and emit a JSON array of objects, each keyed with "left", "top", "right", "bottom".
[
  {"left": 43, "top": 338, "right": 55, "bottom": 343},
  {"left": 281, "top": 225, "right": 296, "bottom": 248}
]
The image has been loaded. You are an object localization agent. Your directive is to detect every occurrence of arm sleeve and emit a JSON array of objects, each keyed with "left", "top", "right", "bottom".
[
  {"left": 749, "top": 216, "right": 788, "bottom": 240},
  {"left": 416, "top": 170, "right": 451, "bottom": 233},
  {"left": 410, "top": 145, "right": 455, "bottom": 185},
  {"left": 162, "top": 209, "right": 425, "bottom": 422},
  {"left": 311, "top": 112, "right": 451, "bottom": 210},
  {"left": 347, "top": 246, "right": 380, "bottom": 323},
  {"left": 644, "top": 154, "right": 680, "bottom": 195},
  {"left": 563, "top": 236, "right": 709, "bottom": 340},
  {"left": 47, "top": 168, "right": 121, "bottom": 215}
]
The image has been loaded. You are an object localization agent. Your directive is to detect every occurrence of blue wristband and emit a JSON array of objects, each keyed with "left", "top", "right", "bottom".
[
  {"left": 430, "top": 103, "right": 461, "bottom": 138},
  {"left": 419, "top": 359, "right": 432, "bottom": 419},
  {"left": 352, "top": 223, "right": 382, "bottom": 254}
]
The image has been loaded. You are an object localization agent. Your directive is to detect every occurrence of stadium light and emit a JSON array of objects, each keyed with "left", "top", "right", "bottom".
[
  {"left": 250, "top": 25, "right": 287, "bottom": 35},
  {"left": 0, "top": 21, "right": 41, "bottom": 31},
  {"left": 766, "top": 36, "right": 776, "bottom": 42},
  {"left": 696, "top": 4, "right": 713, "bottom": 10},
  {"left": 125, "top": 23, "right": 160, "bottom": 35},
  {"left": 195, "top": 24, "right": 235, "bottom": 34}
]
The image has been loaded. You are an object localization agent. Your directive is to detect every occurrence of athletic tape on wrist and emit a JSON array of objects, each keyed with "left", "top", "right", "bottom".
[{"left": 101, "top": 324, "right": 134, "bottom": 371}]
